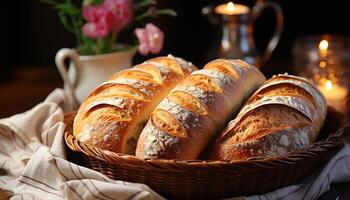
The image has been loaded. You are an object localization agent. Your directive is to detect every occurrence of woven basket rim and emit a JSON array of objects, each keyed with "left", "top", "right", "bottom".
[{"left": 64, "top": 110, "right": 348, "bottom": 171}]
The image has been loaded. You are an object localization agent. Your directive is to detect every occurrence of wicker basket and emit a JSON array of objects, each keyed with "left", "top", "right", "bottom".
[{"left": 64, "top": 107, "right": 348, "bottom": 200}]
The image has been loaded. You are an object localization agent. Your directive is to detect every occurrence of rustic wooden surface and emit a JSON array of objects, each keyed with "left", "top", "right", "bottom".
[
  {"left": 0, "top": 67, "right": 61, "bottom": 118},
  {"left": 0, "top": 192, "right": 8, "bottom": 200}
]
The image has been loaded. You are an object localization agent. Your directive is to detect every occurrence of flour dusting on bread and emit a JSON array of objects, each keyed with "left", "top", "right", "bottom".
[{"left": 211, "top": 74, "right": 326, "bottom": 160}]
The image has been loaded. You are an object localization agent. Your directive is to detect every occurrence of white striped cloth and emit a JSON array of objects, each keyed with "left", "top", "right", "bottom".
[
  {"left": 243, "top": 143, "right": 350, "bottom": 200},
  {"left": 0, "top": 88, "right": 164, "bottom": 200},
  {"left": 0, "top": 88, "right": 349, "bottom": 200}
]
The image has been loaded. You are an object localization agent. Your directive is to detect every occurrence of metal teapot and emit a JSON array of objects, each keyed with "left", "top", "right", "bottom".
[{"left": 202, "top": 0, "right": 283, "bottom": 67}]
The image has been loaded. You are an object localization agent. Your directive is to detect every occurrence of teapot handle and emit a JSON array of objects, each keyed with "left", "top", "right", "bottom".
[{"left": 252, "top": 0, "right": 284, "bottom": 65}]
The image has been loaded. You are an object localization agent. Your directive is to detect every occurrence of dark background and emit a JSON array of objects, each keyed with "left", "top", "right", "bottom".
[
  {"left": 1, "top": 0, "right": 350, "bottom": 82},
  {"left": 1, "top": 2, "right": 350, "bottom": 197}
]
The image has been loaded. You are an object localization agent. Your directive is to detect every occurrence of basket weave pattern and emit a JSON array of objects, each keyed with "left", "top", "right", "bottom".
[{"left": 64, "top": 108, "right": 348, "bottom": 200}]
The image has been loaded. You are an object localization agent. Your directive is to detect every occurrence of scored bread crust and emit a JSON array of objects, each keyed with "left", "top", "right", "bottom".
[
  {"left": 135, "top": 59, "right": 266, "bottom": 160},
  {"left": 210, "top": 74, "right": 327, "bottom": 160},
  {"left": 73, "top": 55, "right": 197, "bottom": 154}
]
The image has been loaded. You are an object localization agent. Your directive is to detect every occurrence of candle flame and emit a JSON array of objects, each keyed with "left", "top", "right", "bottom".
[
  {"left": 319, "top": 40, "right": 329, "bottom": 51},
  {"left": 227, "top": 2, "right": 235, "bottom": 11},
  {"left": 325, "top": 80, "right": 333, "bottom": 91}
]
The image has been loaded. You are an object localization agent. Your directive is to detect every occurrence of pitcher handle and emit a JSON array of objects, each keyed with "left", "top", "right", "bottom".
[
  {"left": 252, "top": 0, "right": 284, "bottom": 65},
  {"left": 55, "top": 48, "right": 80, "bottom": 104}
]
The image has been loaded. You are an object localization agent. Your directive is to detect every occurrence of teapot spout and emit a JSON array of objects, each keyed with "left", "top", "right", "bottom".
[{"left": 202, "top": 5, "right": 219, "bottom": 25}]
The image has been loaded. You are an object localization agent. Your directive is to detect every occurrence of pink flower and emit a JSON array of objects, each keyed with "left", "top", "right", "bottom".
[
  {"left": 103, "top": 0, "right": 132, "bottom": 31},
  {"left": 135, "top": 23, "right": 164, "bottom": 55},
  {"left": 82, "top": 0, "right": 132, "bottom": 39},
  {"left": 82, "top": 22, "right": 109, "bottom": 39},
  {"left": 82, "top": 6, "right": 112, "bottom": 38}
]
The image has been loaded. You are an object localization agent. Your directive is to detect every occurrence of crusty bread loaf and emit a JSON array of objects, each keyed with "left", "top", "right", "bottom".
[
  {"left": 210, "top": 74, "right": 327, "bottom": 160},
  {"left": 73, "top": 55, "right": 197, "bottom": 154},
  {"left": 135, "top": 59, "right": 266, "bottom": 159}
]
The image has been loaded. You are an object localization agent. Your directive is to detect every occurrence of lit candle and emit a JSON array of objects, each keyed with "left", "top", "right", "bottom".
[
  {"left": 215, "top": 2, "right": 250, "bottom": 15},
  {"left": 319, "top": 40, "right": 329, "bottom": 51},
  {"left": 318, "top": 79, "right": 348, "bottom": 113},
  {"left": 319, "top": 39, "right": 329, "bottom": 56}
]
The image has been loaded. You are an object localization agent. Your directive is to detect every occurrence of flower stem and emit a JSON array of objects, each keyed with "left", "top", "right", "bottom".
[
  {"left": 109, "top": 31, "right": 118, "bottom": 52},
  {"left": 96, "top": 38, "right": 103, "bottom": 54},
  {"left": 70, "top": 14, "right": 82, "bottom": 47}
]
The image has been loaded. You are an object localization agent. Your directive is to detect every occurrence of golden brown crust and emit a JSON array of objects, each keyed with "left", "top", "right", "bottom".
[
  {"left": 211, "top": 74, "right": 327, "bottom": 161},
  {"left": 210, "top": 125, "right": 313, "bottom": 160},
  {"left": 73, "top": 55, "right": 197, "bottom": 154},
  {"left": 204, "top": 60, "right": 240, "bottom": 81},
  {"left": 151, "top": 108, "right": 187, "bottom": 138},
  {"left": 247, "top": 83, "right": 316, "bottom": 107},
  {"left": 167, "top": 91, "right": 208, "bottom": 115},
  {"left": 135, "top": 59, "right": 266, "bottom": 160},
  {"left": 219, "top": 105, "right": 312, "bottom": 143}
]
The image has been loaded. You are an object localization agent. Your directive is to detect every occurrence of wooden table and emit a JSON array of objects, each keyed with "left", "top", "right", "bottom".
[
  {"left": 0, "top": 67, "right": 61, "bottom": 118},
  {"left": 0, "top": 67, "right": 349, "bottom": 200}
]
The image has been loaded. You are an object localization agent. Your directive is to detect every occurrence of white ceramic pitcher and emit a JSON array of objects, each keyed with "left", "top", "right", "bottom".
[{"left": 55, "top": 48, "right": 136, "bottom": 103}]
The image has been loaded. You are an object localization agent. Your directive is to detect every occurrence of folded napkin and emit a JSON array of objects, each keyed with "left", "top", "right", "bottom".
[{"left": 0, "top": 88, "right": 349, "bottom": 200}]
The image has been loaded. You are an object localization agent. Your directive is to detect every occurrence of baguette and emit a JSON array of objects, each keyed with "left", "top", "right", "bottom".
[
  {"left": 135, "top": 59, "right": 266, "bottom": 159},
  {"left": 210, "top": 74, "right": 327, "bottom": 160},
  {"left": 73, "top": 55, "right": 197, "bottom": 154}
]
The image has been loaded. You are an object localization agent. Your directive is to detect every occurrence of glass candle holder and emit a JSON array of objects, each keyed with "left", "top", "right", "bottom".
[{"left": 293, "top": 35, "right": 350, "bottom": 114}]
